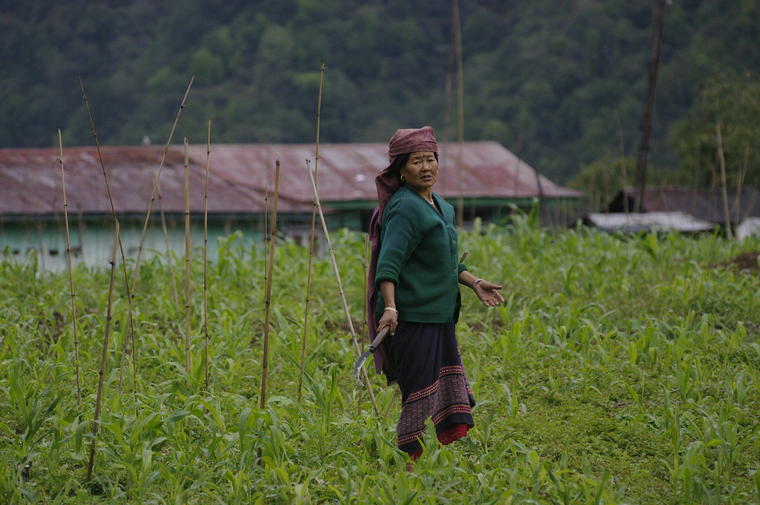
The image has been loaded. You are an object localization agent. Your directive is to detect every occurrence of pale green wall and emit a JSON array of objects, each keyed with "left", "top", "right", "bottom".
[{"left": 0, "top": 212, "right": 362, "bottom": 271}]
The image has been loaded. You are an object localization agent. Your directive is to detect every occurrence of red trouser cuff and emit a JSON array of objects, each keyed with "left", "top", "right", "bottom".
[{"left": 438, "top": 423, "right": 469, "bottom": 445}]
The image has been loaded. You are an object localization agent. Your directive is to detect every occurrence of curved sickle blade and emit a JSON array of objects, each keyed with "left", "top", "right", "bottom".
[{"left": 352, "top": 328, "right": 389, "bottom": 385}]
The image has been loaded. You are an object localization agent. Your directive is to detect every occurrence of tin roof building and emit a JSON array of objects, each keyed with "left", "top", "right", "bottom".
[{"left": 0, "top": 142, "right": 581, "bottom": 269}]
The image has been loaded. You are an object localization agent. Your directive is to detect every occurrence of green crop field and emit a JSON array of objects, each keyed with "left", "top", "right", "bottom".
[{"left": 1, "top": 219, "right": 759, "bottom": 504}]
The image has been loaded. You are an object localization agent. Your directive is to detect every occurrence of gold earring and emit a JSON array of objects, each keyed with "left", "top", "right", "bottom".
[{"left": 400, "top": 174, "right": 405, "bottom": 182}]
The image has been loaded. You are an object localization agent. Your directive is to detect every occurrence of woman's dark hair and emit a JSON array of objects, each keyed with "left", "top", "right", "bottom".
[
  {"left": 388, "top": 153, "right": 410, "bottom": 178},
  {"left": 388, "top": 152, "right": 440, "bottom": 181}
]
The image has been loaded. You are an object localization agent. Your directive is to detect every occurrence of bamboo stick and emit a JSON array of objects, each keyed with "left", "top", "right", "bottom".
[
  {"left": 362, "top": 233, "right": 369, "bottom": 344},
  {"left": 732, "top": 143, "right": 749, "bottom": 219},
  {"left": 57, "top": 129, "right": 82, "bottom": 409},
  {"left": 183, "top": 138, "right": 192, "bottom": 373},
  {"left": 158, "top": 180, "right": 179, "bottom": 307},
  {"left": 306, "top": 160, "right": 379, "bottom": 415},
  {"left": 298, "top": 61, "right": 326, "bottom": 403},
  {"left": 452, "top": 0, "right": 465, "bottom": 227},
  {"left": 131, "top": 76, "right": 195, "bottom": 288},
  {"left": 259, "top": 161, "right": 280, "bottom": 410},
  {"left": 203, "top": 120, "right": 211, "bottom": 390},
  {"left": 715, "top": 122, "right": 733, "bottom": 239},
  {"left": 355, "top": 233, "right": 370, "bottom": 417},
  {"left": 615, "top": 109, "right": 630, "bottom": 216},
  {"left": 634, "top": 0, "right": 668, "bottom": 212},
  {"left": 254, "top": 184, "right": 270, "bottom": 347},
  {"left": 79, "top": 78, "right": 137, "bottom": 390},
  {"left": 85, "top": 221, "right": 119, "bottom": 481}
]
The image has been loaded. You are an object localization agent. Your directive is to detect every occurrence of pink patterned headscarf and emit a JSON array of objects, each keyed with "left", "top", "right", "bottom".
[{"left": 366, "top": 126, "right": 438, "bottom": 375}]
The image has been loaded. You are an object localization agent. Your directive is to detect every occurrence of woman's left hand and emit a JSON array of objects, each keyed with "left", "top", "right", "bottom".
[{"left": 473, "top": 279, "right": 505, "bottom": 307}]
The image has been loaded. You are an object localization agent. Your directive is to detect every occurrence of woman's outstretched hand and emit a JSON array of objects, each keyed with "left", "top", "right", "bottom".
[{"left": 473, "top": 280, "right": 505, "bottom": 307}]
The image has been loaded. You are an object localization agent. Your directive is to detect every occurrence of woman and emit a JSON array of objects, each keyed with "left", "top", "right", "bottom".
[{"left": 367, "top": 125, "right": 504, "bottom": 462}]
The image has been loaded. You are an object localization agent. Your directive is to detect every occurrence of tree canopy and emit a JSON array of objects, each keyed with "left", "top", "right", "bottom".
[{"left": 2, "top": 0, "right": 759, "bottom": 184}]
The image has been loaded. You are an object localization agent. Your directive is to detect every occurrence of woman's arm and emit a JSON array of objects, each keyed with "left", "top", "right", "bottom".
[
  {"left": 459, "top": 270, "right": 505, "bottom": 307},
  {"left": 376, "top": 280, "right": 399, "bottom": 334}
]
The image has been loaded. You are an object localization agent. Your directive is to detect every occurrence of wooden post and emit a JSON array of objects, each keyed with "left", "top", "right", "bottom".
[
  {"left": 259, "top": 161, "right": 280, "bottom": 410},
  {"left": 57, "top": 129, "right": 82, "bottom": 409},
  {"left": 306, "top": 161, "right": 379, "bottom": 415},
  {"left": 131, "top": 76, "right": 195, "bottom": 286},
  {"left": 85, "top": 222, "right": 119, "bottom": 481},
  {"left": 79, "top": 78, "right": 137, "bottom": 389},
  {"left": 615, "top": 109, "right": 630, "bottom": 215},
  {"left": 298, "top": 61, "right": 326, "bottom": 403},
  {"left": 453, "top": 0, "right": 465, "bottom": 227},
  {"left": 183, "top": 138, "right": 192, "bottom": 373},
  {"left": 158, "top": 180, "right": 179, "bottom": 306},
  {"left": 203, "top": 120, "right": 211, "bottom": 390},
  {"left": 634, "top": 0, "right": 667, "bottom": 212},
  {"left": 732, "top": 143, "right": 749, "bottom": 219},
  {"left": 715, "top": 122, "right": 733, "bottom": 239}
]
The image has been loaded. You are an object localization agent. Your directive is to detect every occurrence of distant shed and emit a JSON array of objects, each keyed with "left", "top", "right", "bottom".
[
  {"left": 608, "top": 186, "right": 760, "bottom": 226},
  {"left": 0, "top": 142, "right": 581, "bottom": 269}
]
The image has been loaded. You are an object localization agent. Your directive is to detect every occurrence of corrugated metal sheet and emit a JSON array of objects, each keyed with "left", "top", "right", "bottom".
[
  {"left": 0, "top": 146, "right": 310, "bottom": 215},
  {"left": 737, "top": 217, "right": 760, "bottom": 241},
  {"left": 1, "top": 142, "right": 580, "bottom": 216},
  {"left": 584, "top": 212, "right": 716, "bottom": 233}
]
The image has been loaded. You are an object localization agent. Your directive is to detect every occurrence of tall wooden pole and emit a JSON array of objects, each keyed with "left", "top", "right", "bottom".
[
  {"left": 615, "top": 109, "right": 630, "bottom": 215},
  {"left": 715, "top": 122, "right": 733, "bottom": 239},
  {"left": 203, "top": 121, "right": 211, "bottom": 390},
  {"left": 259, "top": 161, "right": 280, "bottom": 409},
  {"left": 453, "top": 0, "right": 466, "bottom": 226},
  {"left": 298, "top": 61, "right": 326, "bottom": 403},
  {"left": 57, "top": 129, "right": 82, "bottom": 409},
  {"left": 158, "top": 180, "right": 179, "bottom": 307},
  {"left": 79, "top": 78, "right": 137, "bottom": 389},
  {"left": 183, "top": 138, "right": 192, "bottom": 373},
  {"left": 634, "top": 0, "right": 667, "bottom": 212},
  {"left": 85, "top": 222, "right": 119, "bottom": 481},
  {"left": 306, "top": 161, "right": 379, "bottom": 415},
  {"left": 131, "top": 76, "right": 195, "bottom": 285}
]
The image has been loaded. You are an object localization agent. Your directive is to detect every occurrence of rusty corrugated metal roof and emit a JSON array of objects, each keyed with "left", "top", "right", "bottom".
[
  {"left": 0, "top": 146, "right": 310, "bottom": 215},
  {"left": 0, "top": 142, "right": 580, "bottom": 216}
]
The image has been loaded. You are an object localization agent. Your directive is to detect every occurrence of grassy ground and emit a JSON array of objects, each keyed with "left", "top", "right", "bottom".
[{"left": 1, "top": 220, "right": 758, "bottom": 504}]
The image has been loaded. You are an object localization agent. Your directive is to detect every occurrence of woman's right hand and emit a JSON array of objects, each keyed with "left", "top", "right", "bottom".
[{"left": 377, "top": 308, "right": 399, "bottom": 336}]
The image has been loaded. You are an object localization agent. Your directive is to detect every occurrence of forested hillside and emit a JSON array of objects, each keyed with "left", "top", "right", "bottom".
[{"left": 2, "top": 0, "right": 759, "bottom": 184}]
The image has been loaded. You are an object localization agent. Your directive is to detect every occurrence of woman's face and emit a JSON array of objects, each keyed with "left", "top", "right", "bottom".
[{"left": 400, "top": 151, "right": 438, "bottom": 192}]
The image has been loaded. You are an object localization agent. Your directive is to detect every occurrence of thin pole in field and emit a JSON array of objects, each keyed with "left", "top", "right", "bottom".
[
  {"left": 203, "top": 120, "right": 211, "bottom": 390},
  {"left": 158, "top": 180, "right": 179, "bottom": 307},
  {"left": 615, "top": 109, "right": 630, "bottom": 216},
  {"left": 259, "top": 161, "right": 280, "bottom": 410},
  {"left": 183, "top": 138, "right": 192, "bottom": 373},
  {"left": 85, "top": 221, "right": 119, "bottom": 482},
  {"left": 306, "top": 160, "right": 379, "bottom": 415},
  {"left": 356, "top": 233, "right": 370, "bottom": 416},
  {"left": 57, "top": 129, "right": 82, "bottom": 409},
  {"left": 79, "top": 78, "right": 137, "bottom": 390},
  {"left": 298, "top": 60, "right": 326, "bottom": 403},
  {"left": 254, "top": 184, "right": 270, "bottom": 347},
  {"left": 634, "top": 0, "right": 667, "bottom": 212},
  {"left": 362, "top": 233, "right": 369, "bottom": 347},
  {"left": 452, "top": 0, "right": 465, "bottom": 227},
  {"left": 131, "top": 76, "right": 195, "bottom": 287},
  {"left": 732, "top": 143, "right": 749, "bottom": 220},
  {"left": 715, "top": 122, "right": 733, "bottom": 239}
]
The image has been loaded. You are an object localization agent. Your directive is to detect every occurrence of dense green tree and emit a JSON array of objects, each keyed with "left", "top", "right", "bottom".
[
  {"left": 669, "top": 72, "right": 760, "bottom": 188},
  {"left": 1, "top": 0, "right": 759, "bottom": 184}
]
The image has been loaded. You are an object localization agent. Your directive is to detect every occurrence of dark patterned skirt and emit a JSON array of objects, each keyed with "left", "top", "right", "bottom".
[{"left": 387, "top": 321, "right": 475, "bottom": 455}]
